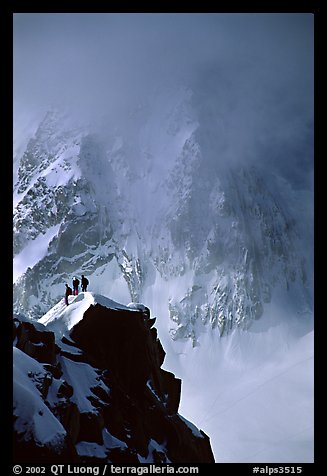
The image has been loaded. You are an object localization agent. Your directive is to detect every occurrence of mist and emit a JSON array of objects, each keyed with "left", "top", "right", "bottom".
[{"left": 13, "top": 13, "right": 313, "bottom": 191}]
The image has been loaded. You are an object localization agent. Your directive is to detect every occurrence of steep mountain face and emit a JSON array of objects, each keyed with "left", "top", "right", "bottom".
[
  {"left": 13, "top": 94, "right": 312, "bottom": 342},
  {"left": 13, "top": 293, "right": 214, "bottom": 463}
]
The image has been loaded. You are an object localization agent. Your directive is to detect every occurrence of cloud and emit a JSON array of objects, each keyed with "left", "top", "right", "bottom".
[{"left": 13, "top": 13, "right": 313, "bottom": 189}]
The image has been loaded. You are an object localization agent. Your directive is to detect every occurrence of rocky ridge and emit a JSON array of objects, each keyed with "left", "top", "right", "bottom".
[{"left": 13, "top": 295, "right": 215, "bottom": 463}]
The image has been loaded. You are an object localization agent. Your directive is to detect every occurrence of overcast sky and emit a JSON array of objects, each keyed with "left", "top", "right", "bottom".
[{"left": 13, "top": 13, "right": 314, "bottom": 189}]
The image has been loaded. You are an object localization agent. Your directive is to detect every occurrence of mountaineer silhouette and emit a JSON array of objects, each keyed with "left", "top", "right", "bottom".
[
  {"left": 64, "top": 283, "right": 72, "bottom": 306},
  {"left": 72, "top": 276, "right": 80, "bottom": 296},
  {"left": 81, "top": 274, "right": 89, "bottom": 292}
]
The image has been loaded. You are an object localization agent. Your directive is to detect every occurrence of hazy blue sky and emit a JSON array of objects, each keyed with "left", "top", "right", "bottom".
[
  {"left": 13, "top": 13, "right": 313, "bottom": 109},
  {"left": 13, "top": 13, "right": 313, "bottom": 189}
]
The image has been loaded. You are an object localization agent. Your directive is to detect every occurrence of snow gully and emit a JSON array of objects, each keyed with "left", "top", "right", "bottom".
[{"left": 51, "top": 466, "right": 100, "bottom": 476}]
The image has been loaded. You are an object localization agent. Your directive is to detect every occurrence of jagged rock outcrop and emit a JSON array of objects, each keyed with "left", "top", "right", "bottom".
[{"left": 13, "top": 302, "right": 215, "bottom": 463}]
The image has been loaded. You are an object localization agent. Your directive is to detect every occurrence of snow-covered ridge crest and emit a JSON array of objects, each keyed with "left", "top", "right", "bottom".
[{"left": 38, "top": 291, "right": 138, "bottom": 331}]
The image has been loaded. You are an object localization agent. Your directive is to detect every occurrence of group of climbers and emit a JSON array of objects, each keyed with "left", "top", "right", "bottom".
[{"left": 64, "top": 275, "right": 89, "bottom": 306}]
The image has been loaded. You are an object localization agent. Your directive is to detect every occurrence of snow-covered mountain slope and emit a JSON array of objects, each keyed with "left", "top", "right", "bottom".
[
  {"left": 13, "top": 85, "right": 313, "bottom": 462},
  {"left": 161, "top": 306, "right": 313, "bottom": 463},
  {"left": 14, "top": 347, "right": 67, "bottom": 451},
  {"left": 13, "top": 99, "right": 312, "bottom": 340},
  {"left": 13, "top": 293, "right": 214, "bottom": 463}
]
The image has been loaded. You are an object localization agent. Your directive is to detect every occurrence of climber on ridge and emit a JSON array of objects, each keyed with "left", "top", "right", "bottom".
[
  {"left": 72, "top": 276, "right": 80, "bottom": 296},
  {"left": 81, "top": 274, "right": 89, "bottom": 292},
  {"left": 64, "top": 283, "right": 72, "bottom": 306}
]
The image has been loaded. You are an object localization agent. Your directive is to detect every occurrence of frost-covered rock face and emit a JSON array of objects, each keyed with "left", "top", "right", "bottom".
[
  {"left": 13, "top": 90, "right": 313, "bottom": 340},
  {"left": 162, "top": 162, "right": 310, "bottom": 341}
]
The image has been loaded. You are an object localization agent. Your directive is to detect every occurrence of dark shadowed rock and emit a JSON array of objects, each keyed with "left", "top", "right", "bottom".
[{"left": 15, "top": 320, "right": 56, "bottom": 365}]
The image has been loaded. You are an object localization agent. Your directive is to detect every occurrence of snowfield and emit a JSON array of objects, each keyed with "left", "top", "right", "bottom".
[{"left": 157, "top": 304, "right": 313, "bottom": 463}]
